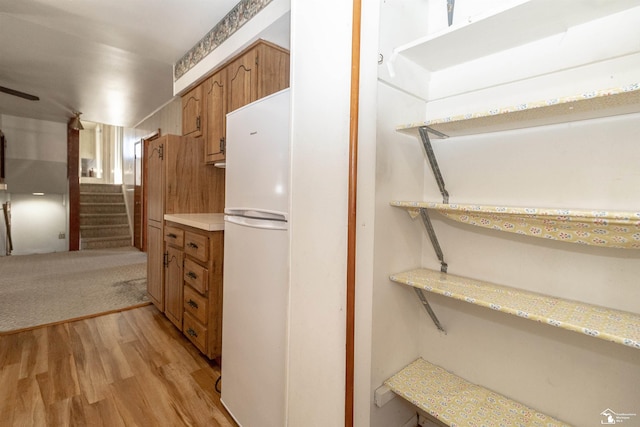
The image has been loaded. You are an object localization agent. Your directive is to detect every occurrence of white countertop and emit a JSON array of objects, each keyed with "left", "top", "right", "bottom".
[{"left": 164, "top": 213, "right": 225, "bottom": 231}]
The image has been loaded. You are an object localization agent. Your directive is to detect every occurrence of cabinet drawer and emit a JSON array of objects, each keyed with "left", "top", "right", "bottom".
[
  {"left": 164, "top": 226, "right": 184, "bottom": 248},
  {"left": 183, "top": 312, "right": 207, "bottom": 354},
  {"left": 184, "top": 258, "right": 208, "bottom": 294},
  {"left": 184, "top": 232, "right": 209, "bottom": 262},
  {"left": 183, "top": 284, "right": 208, "bottom": 325}
]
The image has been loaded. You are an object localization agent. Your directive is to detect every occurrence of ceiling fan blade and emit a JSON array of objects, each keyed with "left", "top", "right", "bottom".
[{"left": 0, "top": 86, "right": 40, "bottom": 101}]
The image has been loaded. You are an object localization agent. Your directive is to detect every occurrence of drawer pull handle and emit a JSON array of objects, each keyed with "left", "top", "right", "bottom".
[
  {"left": 187, "top": 299, "right": 199, "bottom": 309},
  {"left": 187, "top": 328, "right": 198, "bottom": 338},
  {"left": 187, "top": 242, "right": 199, "bottom": 249},
  {"left": 166, "top": 233, "right": 177, "bottom": 239},
  {"left": 187, "top": 271, "right": 197, "bottom": 280}
]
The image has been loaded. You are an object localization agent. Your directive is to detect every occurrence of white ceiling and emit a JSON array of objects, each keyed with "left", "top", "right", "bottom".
[{"left": 0, "top": 0, "right": 240, "bottom": 127}]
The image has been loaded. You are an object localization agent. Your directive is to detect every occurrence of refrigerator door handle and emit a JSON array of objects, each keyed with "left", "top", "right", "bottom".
[
  {"left": 224, "top": 215, "right": 288, "bottom": 231},
  {"left": 225, "top": 208, "right": 288, "bottom": 222}
]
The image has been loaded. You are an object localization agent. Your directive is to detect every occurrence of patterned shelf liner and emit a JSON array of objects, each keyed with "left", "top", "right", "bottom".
[
  {"left": 390, "top": 268, "right": 640, "bottom": 349},
  {"left": 391, "top": 201, "right": 640, "bottom": 250},
  {"left": 396, "top": 83, "right": 640, "bottom": 138},
  {"left": 385, "top": 358, "right": 571, "bottom": 427}
]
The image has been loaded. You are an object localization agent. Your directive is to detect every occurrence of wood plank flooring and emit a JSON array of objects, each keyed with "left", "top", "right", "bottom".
[{"left": 0, "top": 305, "right": 238, "bottom": 426}]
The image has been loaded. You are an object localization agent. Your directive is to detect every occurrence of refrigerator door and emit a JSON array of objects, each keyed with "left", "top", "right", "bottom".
[
  {"left": 225, "top": 89, "right": 291, "bottom": 219},
  {"left": 221, "top": 218, "right": 289, "bottom": 427}
]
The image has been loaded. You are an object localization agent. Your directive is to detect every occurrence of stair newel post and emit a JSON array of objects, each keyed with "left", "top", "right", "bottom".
[{"left": 67, "top": 122, "right": 81, "bottom": 251}]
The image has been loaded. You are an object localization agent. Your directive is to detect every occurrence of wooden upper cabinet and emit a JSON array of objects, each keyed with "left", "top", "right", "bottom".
[
  {"left": 181, "top": 39, "right": 290, "bottom": 165},
  {"left": 204, "top": 69, "right": 228, "bottom": 164},
  {"left": 228, "top": 41, "right": 290, "bottom": 114},
  {"left": 182, "top": 85, "right": 203, "bottom": 137}
]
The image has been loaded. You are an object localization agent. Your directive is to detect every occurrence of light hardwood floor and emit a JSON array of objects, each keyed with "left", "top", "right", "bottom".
[{"left": 0, "top": 305, "right": 238, "bottom": 426}]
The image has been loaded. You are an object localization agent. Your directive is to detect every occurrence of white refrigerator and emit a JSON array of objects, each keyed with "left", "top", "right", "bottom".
[{"left": 221, "top": 88, "right": 290, "bottom": 427}]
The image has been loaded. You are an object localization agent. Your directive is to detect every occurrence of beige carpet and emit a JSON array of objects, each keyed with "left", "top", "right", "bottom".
[{"left": 0, "top": 247, "right": 148, "bottom": 333}]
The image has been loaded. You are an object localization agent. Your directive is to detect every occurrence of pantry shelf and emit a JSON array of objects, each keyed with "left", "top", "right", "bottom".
[
  {"left": 396, "top": 84, "right": 640, "bottom": 139},
  {"left": 391, "top": 201, "right": 640, "bottom": 250},
  {"left": 394, "top": 0, "right": 639, "bottom": 72},
  {"left": 390, "top": 268, "right": 640, "bottom": 349},
  {"left": 385, "top": 358, "right": 570, "bottom": 427}
]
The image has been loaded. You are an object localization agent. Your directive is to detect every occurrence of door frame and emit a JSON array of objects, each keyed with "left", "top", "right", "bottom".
[{"left": 138, "top": 129, "right": 160, "bottom": 252}]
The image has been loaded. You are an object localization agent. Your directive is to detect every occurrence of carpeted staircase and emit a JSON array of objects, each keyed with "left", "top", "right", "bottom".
[{"left": 80, "top": 183, "right": 132, "bottom": 249}]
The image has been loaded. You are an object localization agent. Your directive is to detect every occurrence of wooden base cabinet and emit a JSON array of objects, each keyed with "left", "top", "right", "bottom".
[
  {"left": 165, "top": 221, "right": 224, "bottom": 361},
  {"left": 145, "top": 134, "right": 224, "bottom": 324}
]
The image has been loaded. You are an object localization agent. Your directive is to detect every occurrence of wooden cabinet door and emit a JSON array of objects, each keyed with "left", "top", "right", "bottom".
[
  {"left": 182, "top": 85, "right": 203, "bottom": 137},
  {"left": 147, "top": 224, "right": 164, "bottom": 310},
  {"left": 165, "top": 245, "right": 184, "bottom": 328},
  {"left": 208, "top": 231, "right": 225, "bottom": 359},
  {"left": 204, "top": 69, "right": 227, "bottom": 164},
  {"left": 228, "top": 48, "right": 257, "bottom": 113},
  {"left": 227, "top": 41, "right": 290, "bottom": 114},
  {"left": 146, "top": 137, "right": 165, "bottom": 226},
  {"left": 255, "top": 42, "right": 290, "bottom": 100}
]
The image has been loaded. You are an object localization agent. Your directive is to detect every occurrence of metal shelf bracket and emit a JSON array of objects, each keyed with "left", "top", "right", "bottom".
[
  {"left": 416, "top": 208, "right": 448, "bottom": 333},
  {"left": 414, "top": 288, "right": 446, "bottom": 334},
  {"left": 418, "top": 126, "right": 449, "bottom": 204},
  {"left": 406, "top": 127, "right": 452, "bottom": 332},
  {"left": 420, "top": 208, "right": 448, "bottom": 274}
]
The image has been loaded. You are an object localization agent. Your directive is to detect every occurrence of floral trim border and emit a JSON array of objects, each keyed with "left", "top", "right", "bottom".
[{"left": 174, "top": 0, "right": 273, "bottom": 81}]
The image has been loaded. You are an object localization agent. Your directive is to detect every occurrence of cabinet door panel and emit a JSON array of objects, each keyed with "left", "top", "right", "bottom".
[
  {"left": 147, "top": 224, "right": 164, "bottom": 310},
  {"left": 165, "top": 245, "right": 184, "bottom": 328},
  {"left": 146, "top": 138, "right": 164, "bottom": 225},
  {"left": 256, "top": 43, "right": 290, "bottom": 99},
  {"left": 205, "top": 69, "right": 227, "bottom": 164},
  {"left": 182, "top": 85, "right": 202, "bottom": 137},
  {"left": 228, "top": 49, "right": 257, "bottom": 113}
]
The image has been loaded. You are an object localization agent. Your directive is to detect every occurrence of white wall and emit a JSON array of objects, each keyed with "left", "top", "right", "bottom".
[
  {"left": 9, "top": 193, "right": 67, "bottom": 254},
  {"left": 0, "top": 115, "right": 68, "bottom": 255},
  {"left": 371, "top": 2, "right": 640, "bottom": 426},
  {"left": 120, "top": 96, "right": 182, "bottom": 236},
  {"left": 287, "top": 1, "right": 352, "bottom": 425}
]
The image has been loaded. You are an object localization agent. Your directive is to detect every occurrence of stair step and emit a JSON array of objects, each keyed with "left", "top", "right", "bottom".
[
  {"left": 80, "top": 213, "right": 128, "bottom": 226},
  {"left": 80, "top": 224, "right": 130, "bottom": 238},
  {"left": 81, "top": 236, "right": 132, "bottom": 250},
  {"left": 79, "top": 183, "right": 122, "bottom": 193},
  {"left": 80, "top": 202, "right": 126, "bottom": 214},
  {"left": 80, "top": 193, "right": 124, "bottom": 203}
]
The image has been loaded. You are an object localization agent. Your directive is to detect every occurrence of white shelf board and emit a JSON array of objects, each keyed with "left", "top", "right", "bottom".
[
  {"left": 385, "top": 358, "right": 570, "bottom": 426},
  {"left": 390, "top": 268, "right": 640, "bottom": 349},
  {"left": 394, "top": 0, "right": 640, "bottom": 71},
  {"left": 396, "top": 84, "right": 640, "bottom": 139},
  {"left": 391, "top": 201, "right": 640, "bottom": 250}
]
